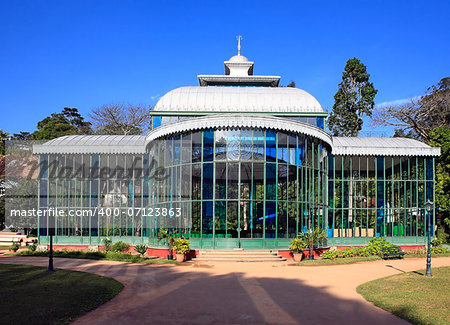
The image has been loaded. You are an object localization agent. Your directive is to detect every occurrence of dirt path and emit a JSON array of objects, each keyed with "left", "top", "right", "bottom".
[{"left": 2, "top": 256, "right": 449, "bottom": 325}]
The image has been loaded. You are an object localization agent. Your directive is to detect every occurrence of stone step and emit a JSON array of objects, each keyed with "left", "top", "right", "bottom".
[
  {"left": 195, "top": 255, "right": 286, "bottom": 260},
  {"left": 198, "top": 250, "right": 277, "bottom": 256},
  {"left": 193, "top": 249, "right": 286, "bottom": 263},
  {"left": 197, "top": 254, "right": 278, "bottom": 258},
  {"left": 193, "top": 258, "right": 287, "bottom": 262}
]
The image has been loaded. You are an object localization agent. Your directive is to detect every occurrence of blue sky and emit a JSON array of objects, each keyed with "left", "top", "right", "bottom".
[{"left": 1, "top": 1, "right": 449, "bottom": 136}]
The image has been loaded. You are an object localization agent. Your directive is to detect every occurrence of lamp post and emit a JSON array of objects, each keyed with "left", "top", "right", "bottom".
[
  {"left": 425, "top": 200, "right": 433, "bottom": 277},
  {"left": 48, "top": 228, "right": 54, "bottom": 272}
]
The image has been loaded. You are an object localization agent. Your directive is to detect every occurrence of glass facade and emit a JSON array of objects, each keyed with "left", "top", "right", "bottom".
[
  {"left": 37, "top": 127, "right": 330, "bottom": 249},
  {"left": 36, "top": 132, "right": 436, "bottom": 249},
  {"left": 328, "top": 155, "right": 435, "bottom": 245},
  {"left": 146, "top": 128, "right": 328, "bottom": 249}
]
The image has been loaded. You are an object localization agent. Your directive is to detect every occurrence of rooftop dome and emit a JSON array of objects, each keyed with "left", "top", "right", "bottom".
[
  {"left": 154, "top": 86, "right": 324, "bottom": 113},
  {"left": 228, "top": 54, "right": 249, "bottom": 62}
]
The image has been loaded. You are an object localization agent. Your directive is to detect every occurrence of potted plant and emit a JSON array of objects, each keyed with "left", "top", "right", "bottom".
[
  {"left": 172, "top": 238, "right": 190, "bottom": 262},
  {"left": 289, "top": 238, "right": 306, "bottom": 262},
  {"left": 9, "top": 242, "right": 20, "bottom": 253},
  {"left": 135, "top": 244, "right": 148, "bottom": 257},
  {"left": 299, "top": 228, "right": 327, "bottom": 260},
  {"left": 157, "top": 228, "right": 175, "bottom": 260},
  {"left": 103, "top": 237, "right": 112, "bottom": 252}
]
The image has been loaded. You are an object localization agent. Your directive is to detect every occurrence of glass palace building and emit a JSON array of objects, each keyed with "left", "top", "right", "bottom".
[{"left": 33, "top": 51, "right": 440, "bottom": 249}]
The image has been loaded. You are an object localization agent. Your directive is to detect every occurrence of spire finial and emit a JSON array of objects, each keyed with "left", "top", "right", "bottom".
[{"left": 236, "top": 35, "right": 242, "bottom": 55}]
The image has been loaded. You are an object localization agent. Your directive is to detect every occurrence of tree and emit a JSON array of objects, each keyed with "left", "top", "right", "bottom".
[
  {"left": 286, "top": 81, "right": 296, "bottom": 88},
  {"left": 0, "top": 129, "right": 9, "bottom": 155},
  {"left": 89, "top": 104, "right": 152, "bottom": 135},
  {"left": 32, "top": 107, "right": 92, "bottom": 140},
  {"left": 373, "top": 77, "right": 449, "bottom": 141},
  {"left": 13, "top": 132, "right": 32, "bottom": 140},
  {"left": 429, "top": 126, "right": 450, "bottom": 230},
  {"left": 327, "top": 58, "right": 378, "bottom": 136}
]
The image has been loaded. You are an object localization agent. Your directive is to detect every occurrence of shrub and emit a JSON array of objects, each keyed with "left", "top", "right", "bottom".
[
  {"left": 321, "top": 242, "right": 396, "bottom": 260},
  {"left": 431, "top": 246, "right": 450, "bottom": 254},
  {"left": 112, "top": 241, "right": 131, "bottom": 253},
  {"left": 103, "top": 237, "right": 112, "bottom": 252},
  {"left": 436, "top": 227, "right": 449, "bottom": 244},
  {"left": 366, "top": 237, "right": 397, "bottom": 255},
  {"left": 9, "top": 243, "right": 20, "bottom": 252},
  {"left": 321, "top": 250, "right": 339, "bottom": 260},
  {"left": 28, "top": 244, "right": 37, "bottom": 252},
  {"left": 105, "top": 251, "right": 141, "bottom": 262},
  {"left": 289, "top": 238, "right": 306, "bottom": 253},
  {"left": 135, "top": 244, "right": 148, "bottom": 256},
  {"left": 431, "top": 238, "right": 443, "bottom": 247},
  {"left": 298, "top": 228, "right": 327, "bottom": 250},
  {"left": 172, "top": 239, "right": 190, "bottom": 255}
]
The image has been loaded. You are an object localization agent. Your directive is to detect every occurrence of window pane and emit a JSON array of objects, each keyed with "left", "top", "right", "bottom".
[
  {"left": 277, "top": 202, "right": 287, "bottom": 238},
  {"left": 203, "top": 129, "right": 214, "bottom": 162},
  {"left": 277, "top": 164, "right": 287, "bottom": 201},
  {"left": 265, "top": 201, "right": 276, "bottom": 238},
  {"left": 253, "top": 201, "right": 264, "bottom": 238},
  {"left": 240, "top": 162, "right": 251, "bottom": 199},
  {"left": 253, "top": 130, "right": 264, "bottom": 161},
  {"left": 202, "top": 201, "right": 213, "bottom": 236},
  {"left": 192, "top": 164, "right": 201, "bottom": 200},
  {"left": 266, "top": 163, "right": 276, "bottom": 200},
  {"left": 278, "top": 132, "right": 288, "bottom": 163},
  {"left": 215, "top": 130, "right": 227, "bottom": 160},
  {"left": 240, "top": 201, "right": 251, "bottom": 238},
  {"left": 227, "top": 129, "right": 240, "bottom": 160},
  {"left": 253, "top": 163, "right": 264, "bottom": 200},
  {"left": 173, "top": 135, "right": 180, "bottom": 165},
  {"left": 192, "top": 132, "right": 202, "bottom": 163},
  {"left": 227, "top": 201, "right": 238, "bottom": 238},
  {"left": 181, "top": 134, "right": 192, "bottom": 164},
  {"left": 215, "top": 163, "right": 226, "bottom": 200},
  {"left": 215, "top": 201, "right": 226, "bottom": 236},
  {"left": 227, "top": 163, "right": 239, "bottom": 199},
  {"left": 202, "top": 163, "right": 213, "bottom": 200},
  {"left": 266, "top": 130, "right": 276, "bottom": 162},
  {"left": 240, "top": 129, "right": 253, "bottom": 160}
]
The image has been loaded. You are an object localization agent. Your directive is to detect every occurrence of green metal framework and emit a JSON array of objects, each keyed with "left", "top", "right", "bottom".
[
  {"left": 328, "top": 155, "right": 435, "bottom": 245},
  {"left": 37, "top": 127, "right": 330, "bottom": 249},
  {"left": 37, "top": 132, "right": 436, "bottom": 249}
]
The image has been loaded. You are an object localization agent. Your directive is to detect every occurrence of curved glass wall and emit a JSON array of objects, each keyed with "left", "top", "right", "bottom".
[{"left": 146, "top": 128, "right": 329, "bottom": 249}]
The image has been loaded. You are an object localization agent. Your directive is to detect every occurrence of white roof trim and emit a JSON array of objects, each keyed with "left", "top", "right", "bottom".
[
  {"left": 33, "top": 135, "right": 147, "bottom": 155},
  {"left": 154, "top": 86, "right": 324, "bottom": 113},
  {"left": 197, "top": 75, "right": 280, "bottom": 86},
  {"left": 145, "top": 114, "right": 332, "bottom": 148},
  {"left": 332, "top": 137, "right": 440, "bottom": 157}
]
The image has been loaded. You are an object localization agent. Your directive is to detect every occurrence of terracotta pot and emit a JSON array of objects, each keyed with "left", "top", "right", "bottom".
[
  {"left": 293, "top": 252, "right": 303, "bottom": 262},
  {"left": 176, "top": 253, "right": 185, "bottom": 262}
]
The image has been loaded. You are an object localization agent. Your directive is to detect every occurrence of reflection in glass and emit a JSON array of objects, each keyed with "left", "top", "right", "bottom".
[
  {"left": 227, "top": 163, "right": 238, "bottom": 199},
  {"left": 227, "top": 201, "right": 238, "bottom": 238}
]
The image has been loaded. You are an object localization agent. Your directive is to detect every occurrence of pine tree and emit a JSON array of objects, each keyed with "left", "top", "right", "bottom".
[{"left": 328, "top": 58, "right": 377, "bottom": 136}]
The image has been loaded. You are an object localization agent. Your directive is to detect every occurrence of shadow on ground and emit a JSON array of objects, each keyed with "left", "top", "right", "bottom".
[{"left": 0, "top": 257, "right": 407, "bottom": 325}]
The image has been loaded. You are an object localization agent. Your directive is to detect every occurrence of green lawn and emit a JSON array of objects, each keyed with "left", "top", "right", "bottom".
[
  {"left": 12, "top": 250, "right": 179, "bottom": 264},
  {"left": 357, "top": 266, "right": 450, "bottom": 325},
  {"left": 0, "top": 263, "right": 123, "bottom": 324}
]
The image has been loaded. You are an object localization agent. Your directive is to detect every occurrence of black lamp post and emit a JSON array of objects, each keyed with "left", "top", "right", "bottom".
[
  {"left": 48, "top": 228, "right": 54, "bottom": 272},
  {"left": 425, "top": 200, "right": 433, "bottom": 277}
]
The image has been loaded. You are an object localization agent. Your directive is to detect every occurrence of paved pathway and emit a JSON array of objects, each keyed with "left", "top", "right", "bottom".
[{"left": 1, "top": 256, "right": 449, "bottom": 325}]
